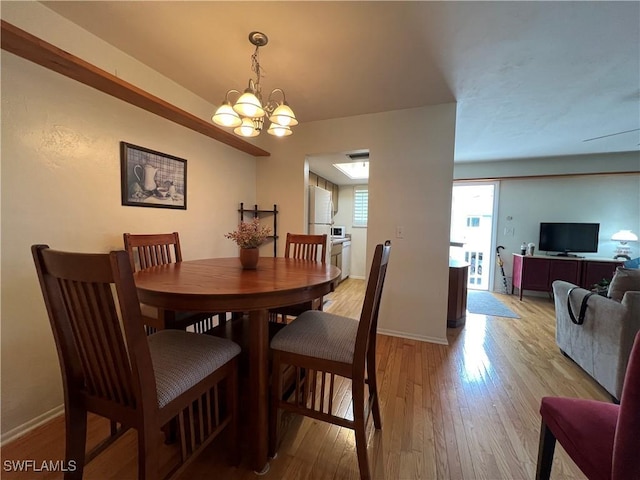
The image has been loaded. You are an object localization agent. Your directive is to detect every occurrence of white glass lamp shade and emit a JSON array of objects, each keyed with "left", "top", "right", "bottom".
[
  {"left": 269, "top": 103, "right": 298, "bottom": 126},
  {"left": 233, "top": 90, "right": 265, "bottom": 118},
  {"left": 611, "top": 230, "right": 639, "bottom": 243},
  {"left": 212, "top": 103, "right": 242, "bottom": 127},
  {"left": 267, "top": 122, "right": 293, "bottom": 137},
  {"left": 234, "top": 117, "right": 260, "bottom": 137}
]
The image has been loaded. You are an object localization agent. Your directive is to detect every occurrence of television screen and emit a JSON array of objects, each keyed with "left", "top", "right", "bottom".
[{"left": 539, "top": 222, "right": 600, "bottom": 256}]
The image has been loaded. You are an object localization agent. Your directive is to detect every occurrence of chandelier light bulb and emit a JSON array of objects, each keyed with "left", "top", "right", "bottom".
[
  {"left": 212, "top": 102, "right": 242, "bottom": 127},
  {"left": 233, "top": 90, "right": 265, "bottom": 118},
  {"left": 269, "top": 103, "right": 298, "bottom": 127},
  {"left": 234, "top": 117, "right": 260, "bottom": 137},
  {"left": 267, "top": 123, "right": 292, "bottom": 137}
]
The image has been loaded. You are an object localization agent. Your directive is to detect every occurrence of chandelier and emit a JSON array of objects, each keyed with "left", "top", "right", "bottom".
[{"left": 212, "top": 31, "right": 298, "bottom": 138}]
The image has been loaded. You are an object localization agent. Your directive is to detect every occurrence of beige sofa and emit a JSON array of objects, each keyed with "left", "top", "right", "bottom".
[{"left": 552, "top": 277, "right": 640, "bottom": 401}]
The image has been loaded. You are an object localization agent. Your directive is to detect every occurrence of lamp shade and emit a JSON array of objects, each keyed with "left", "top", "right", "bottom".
[
  {"left": 611, "top": 230, "right": 638, "bottom": 242},
  {"left": 267, "top": 123, "right": 292, "bottom": 137},
  {"left": 269, "top": 103, "right": 298, "bottom": 126},
  {"left": 233, "top": 90, "right": 265, "bottom": 118},
  {"left": 234, "top": 117, "right": 260, "bottom": 137},
  {"left": 212, "top": 103, "right": 242, "bottom": 127}
]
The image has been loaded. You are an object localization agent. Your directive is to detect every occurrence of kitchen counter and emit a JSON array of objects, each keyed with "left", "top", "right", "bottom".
[
  {"left": 330, "top": 237, "right": 350, "bottom": 245},
  {"left": 330, "top": 236, "right": 351, "bottom": 283}
]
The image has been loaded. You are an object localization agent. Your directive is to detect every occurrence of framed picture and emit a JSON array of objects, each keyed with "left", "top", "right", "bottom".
[{"left": 120, "top": 142, "right": 187, "bottom": 210}]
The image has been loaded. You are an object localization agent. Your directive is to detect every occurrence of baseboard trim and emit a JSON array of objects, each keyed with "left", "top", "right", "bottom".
[
  {"left": 1, "top": 404, "right": 64, "bottom": 446},
  {"left": 349, "top": 275, "right": 365, "bottom": 280},
  {"left": 377, "top": 328, "right": 449, "bottom": 345}
]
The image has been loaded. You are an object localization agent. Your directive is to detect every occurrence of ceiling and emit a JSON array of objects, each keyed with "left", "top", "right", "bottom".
[{"left": 41, "top": 1, "right": 640, "bottom": 184}]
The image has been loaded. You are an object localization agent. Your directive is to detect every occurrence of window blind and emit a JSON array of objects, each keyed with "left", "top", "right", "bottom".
[{"left": 353, "top": 187, "right": 368, "bottom": 227}]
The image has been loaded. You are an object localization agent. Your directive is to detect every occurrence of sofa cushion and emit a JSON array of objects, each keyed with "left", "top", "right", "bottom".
[{"left": 608, "top": 268, "right": 640, "bottom": 302}]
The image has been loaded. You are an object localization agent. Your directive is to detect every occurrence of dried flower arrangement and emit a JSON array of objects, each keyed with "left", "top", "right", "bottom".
[{"left": 224, "top": 218, "right": 272, "bottom": 249}]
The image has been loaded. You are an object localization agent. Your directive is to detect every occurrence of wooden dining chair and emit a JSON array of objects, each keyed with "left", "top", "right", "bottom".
[
  {"left": 269, "top": 241, "right": 391, "bottom": 480},
  {"left": 32, "top": 245, "right": 240, "bottom": 480},
  {"left": 123, "top": 232, "right": 227, "bottom": 333},
  {"left": 535, "top": 330, "right": 640, "bottom": 480},
  {"left": 268, "top": 232, "right": 328, "bottom": 323}
]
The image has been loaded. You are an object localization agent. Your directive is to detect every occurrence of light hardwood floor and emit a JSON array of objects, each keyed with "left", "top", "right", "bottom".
[{"left": 1, "top": 278, "right": 607, "bottom": 479}]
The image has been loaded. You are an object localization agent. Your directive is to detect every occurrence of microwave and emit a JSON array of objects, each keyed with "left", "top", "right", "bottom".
[{"left": 331, "top": 226, "right": 346, "bottom": 238}]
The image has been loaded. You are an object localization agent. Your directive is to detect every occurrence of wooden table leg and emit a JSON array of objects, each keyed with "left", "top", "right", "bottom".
[{"left": 248, "top": 309, "right": 270, "bottom": 474}]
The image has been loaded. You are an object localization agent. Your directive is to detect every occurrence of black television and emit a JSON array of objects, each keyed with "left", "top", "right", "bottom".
[{"left": 539, "top": 222, "right": 600, "bottom": 257}]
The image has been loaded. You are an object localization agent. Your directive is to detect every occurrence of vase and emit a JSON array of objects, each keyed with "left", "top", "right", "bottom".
[{"left": 239, "top": 247, "right": 259, "bottom": 270}]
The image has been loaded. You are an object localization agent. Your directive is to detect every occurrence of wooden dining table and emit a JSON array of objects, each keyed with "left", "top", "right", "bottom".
[{"left": 133, "top": 256, "right": 341, "bottom": 474}]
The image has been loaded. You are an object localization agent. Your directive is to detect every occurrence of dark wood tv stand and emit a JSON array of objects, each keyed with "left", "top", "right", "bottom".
[{"left": 512, "top": 254, "right": 623, "bottom": 300}]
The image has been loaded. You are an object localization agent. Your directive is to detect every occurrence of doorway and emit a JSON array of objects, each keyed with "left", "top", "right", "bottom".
[
  {"left": 450, "top": 182, "right": 499, "bottom": 290},
  {"left": 306, "top": 150, "right": 369, "bottom": 281}
]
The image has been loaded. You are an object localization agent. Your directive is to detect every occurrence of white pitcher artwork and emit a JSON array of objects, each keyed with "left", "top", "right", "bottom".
[
  {"left": 122, "top": 142, "right": 186, "bottom": 210},
  {"left": 134, "top": 163, "right": 159, "bottom": 191}
]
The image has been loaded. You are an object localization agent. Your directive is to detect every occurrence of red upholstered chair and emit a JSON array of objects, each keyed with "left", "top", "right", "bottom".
[{"left": 535, "top": 331, "right": 640, "bottom": 480}]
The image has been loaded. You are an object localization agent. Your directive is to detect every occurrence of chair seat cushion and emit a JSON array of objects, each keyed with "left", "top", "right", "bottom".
[
  {"left": 540, "top": 396, "right": 618, "bottom": 480},
  {"left": 270, "top": 310, "right": 358, "bottom": 364},
  {"left": 148, "top": 330, "right": 240, "bottom": 408}
]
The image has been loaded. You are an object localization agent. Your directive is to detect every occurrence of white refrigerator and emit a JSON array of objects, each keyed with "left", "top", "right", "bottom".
[{"left": 309, "top": 186, "right": 333, "bottom": 261}]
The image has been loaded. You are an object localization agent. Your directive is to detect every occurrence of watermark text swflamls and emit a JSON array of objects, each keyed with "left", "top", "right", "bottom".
[{"left": 3, "top": 460, "right": 77, "bottom": 473}]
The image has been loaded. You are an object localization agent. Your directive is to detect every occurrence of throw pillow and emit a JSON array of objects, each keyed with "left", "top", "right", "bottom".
[
  {"left": 608, "top": 267, "right": 640, "bottom": 302},
  {"left": 623, "top": 257, "right": 640, "bottom": 269}
]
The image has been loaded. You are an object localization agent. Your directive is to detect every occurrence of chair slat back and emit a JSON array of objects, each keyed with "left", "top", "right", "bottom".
[
  {"left": 354, "top": 241, "right": 391, "bottom": 372},
  {"left": 284, "top": 233, "right": 327, "bottom": 263},
  {"left": 123, "top": 232, "right": 183, "bottom": 272},
  {"left": 32, "top": 245, "right": 153, "bottom": 410}
]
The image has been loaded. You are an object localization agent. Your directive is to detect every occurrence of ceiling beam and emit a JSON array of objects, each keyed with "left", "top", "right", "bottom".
[{"left": 1, "top": 20, "right": 270, "bottom": 157}]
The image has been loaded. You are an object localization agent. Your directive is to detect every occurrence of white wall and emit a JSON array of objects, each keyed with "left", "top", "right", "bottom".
[
  {"left": 1, "top": 4, "right": 256, "bottom": 440},
  {"left": 257, "top": 104, "right": 457, "bottom": 344},
  {"left": 454, "top": 153, "right": 640, "bottom": 292},
  {"left": 492, "top": 174, "right": 640, "bottom": 291},
  {"left": 454, "top": 152, "right": 640, "bottom": 179},
  {"left": 1, "top": 3, "right": 457, "bottom": 442}
]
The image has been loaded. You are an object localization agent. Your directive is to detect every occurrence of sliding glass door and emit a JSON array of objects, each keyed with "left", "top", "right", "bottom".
[{"left": 450, "top": 182, "right": 499, "bottom": 290}]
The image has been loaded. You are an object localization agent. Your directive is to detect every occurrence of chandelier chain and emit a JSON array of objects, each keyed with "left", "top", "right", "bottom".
[{"left": 251, "top": 45, "right": 265, "bottom": 96}]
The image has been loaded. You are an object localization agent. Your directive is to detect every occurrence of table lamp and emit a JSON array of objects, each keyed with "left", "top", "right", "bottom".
[{"left": 611, "top": 229, "right": 638, "bottom": 260}]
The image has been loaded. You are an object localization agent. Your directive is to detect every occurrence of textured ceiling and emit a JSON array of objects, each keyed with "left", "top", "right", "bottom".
[{"left": 41, "top": 1, "right": 640, "bottom": 172}]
